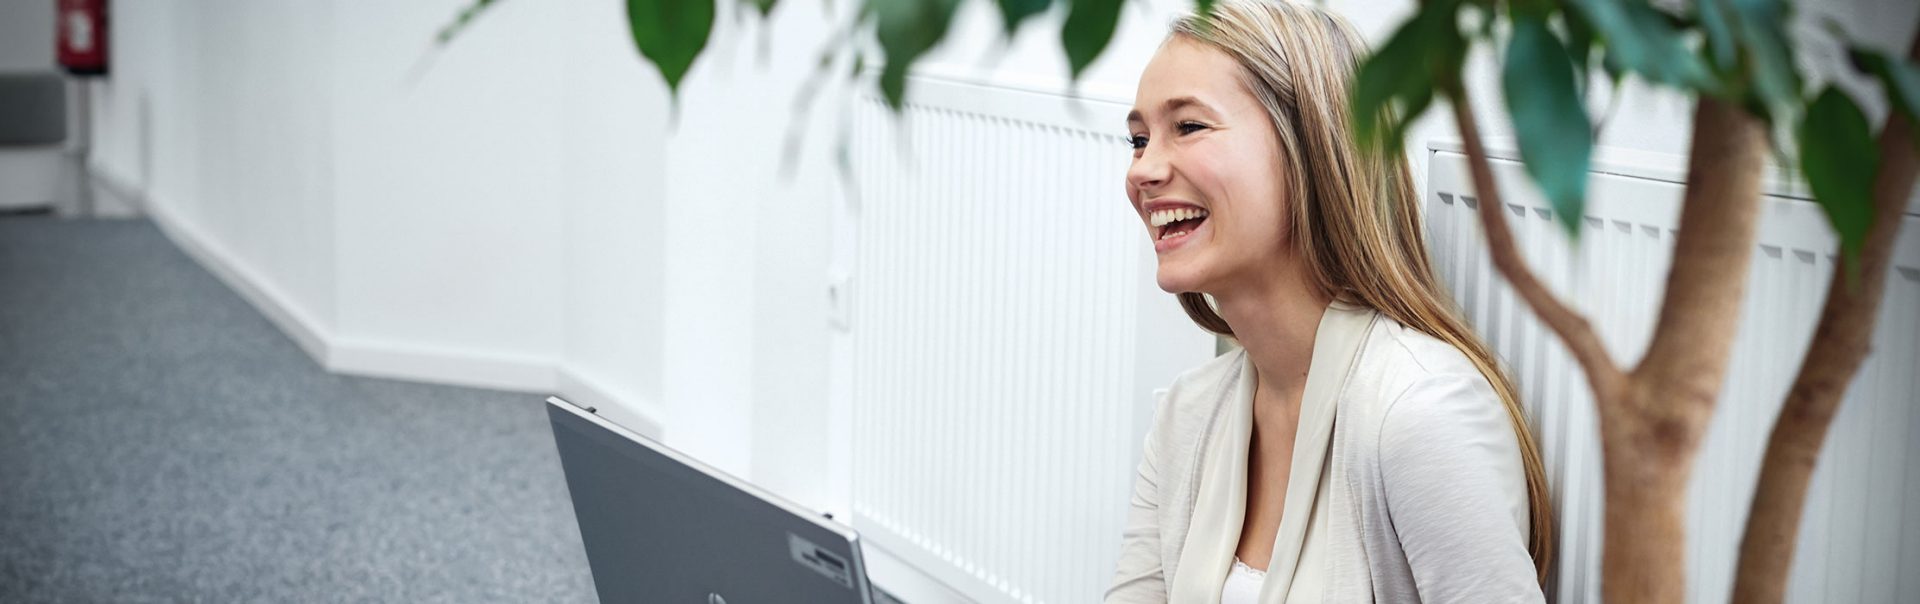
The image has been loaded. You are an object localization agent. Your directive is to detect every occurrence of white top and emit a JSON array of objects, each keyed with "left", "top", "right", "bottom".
[
  {"left": 1221, "top": 557, "right": 1266, "bottom": 604},
  {"left": 1105, "top": 301, "right": 1542, "bottom": 603}
]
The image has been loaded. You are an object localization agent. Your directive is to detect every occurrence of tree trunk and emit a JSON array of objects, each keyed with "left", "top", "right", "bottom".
[
  {"left": 1451, "top": 90, "right": 1771, "bottom": 602},
  {"left": 1597, "top": 418, "right": 1698, "bottom": 601},
  {"left": 1595, "top": 96, "right": 1771, "bottom": 602},
  {"left": 1730, "top": 34, "right": 1920, "bottom": 603}
]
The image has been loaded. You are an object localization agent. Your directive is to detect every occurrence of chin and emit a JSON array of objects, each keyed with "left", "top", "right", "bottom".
[
  {"left": 1154, "top": 264, "right": 1208, "bottom": 295},
  {"left": 1152, "top": 235, "right": 1218, "bottom": 293}
]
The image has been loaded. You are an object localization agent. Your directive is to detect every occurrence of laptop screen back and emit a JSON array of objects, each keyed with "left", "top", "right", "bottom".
[{"left": 547, "top": 400, "right": 871, "bottom": 603}]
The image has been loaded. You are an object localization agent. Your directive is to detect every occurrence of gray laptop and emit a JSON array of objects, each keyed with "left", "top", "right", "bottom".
[{"left": 546, "top": 396, "right": 906, "bottom": 604}]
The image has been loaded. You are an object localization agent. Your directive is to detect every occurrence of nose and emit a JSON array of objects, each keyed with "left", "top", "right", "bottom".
[{"left": 1126, "top": 141, "right": 1171, "bottom": 193}]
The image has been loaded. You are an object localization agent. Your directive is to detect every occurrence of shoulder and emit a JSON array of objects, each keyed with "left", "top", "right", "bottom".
[
  {"left": 1360, "top": 319, "right": 1523, "bottom": 488},
  {"left": 1330, "top": 314, "right": 1537, "bottom": 584},
  {"left": 1366, "top": 316, "right": 1486, "bottom": 383},
  {"left": 1346, "top": 316, "right": 1512, "bottom": 449}
]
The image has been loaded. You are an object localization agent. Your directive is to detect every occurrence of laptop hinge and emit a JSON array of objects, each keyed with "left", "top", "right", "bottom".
[{"left": 550, "top": 396, "right": 597, "bottom": 415}]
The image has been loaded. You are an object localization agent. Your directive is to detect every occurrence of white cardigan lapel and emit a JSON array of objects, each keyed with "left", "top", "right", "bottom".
[
  {"left": 1169, "top": 341, "right": 1255, "bottom": 604},
  {"left": 1260, "top": 302, "right": 1376, "bottom": 602},
  {"left": 1169, "top": 301, "right": 1378, "bottom": 603}
]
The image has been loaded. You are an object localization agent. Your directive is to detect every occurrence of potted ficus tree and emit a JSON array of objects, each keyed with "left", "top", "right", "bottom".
[{"left": 1347, "top": 0, "right": 1916, "bottom": 601}]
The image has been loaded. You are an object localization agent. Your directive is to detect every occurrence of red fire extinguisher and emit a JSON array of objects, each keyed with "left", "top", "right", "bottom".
[{"left": 57, "top": 0, "right": 109, "bottom": 77}]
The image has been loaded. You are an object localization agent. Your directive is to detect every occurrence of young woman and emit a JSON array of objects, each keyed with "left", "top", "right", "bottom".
[{"left": 1104, "top": 1, "right": 1552, "bottom": 602}]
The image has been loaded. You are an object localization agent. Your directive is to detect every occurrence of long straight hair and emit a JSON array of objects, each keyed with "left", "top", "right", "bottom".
[{"left": 1168, "top": 0, "right": 1554, "bottom": 582}]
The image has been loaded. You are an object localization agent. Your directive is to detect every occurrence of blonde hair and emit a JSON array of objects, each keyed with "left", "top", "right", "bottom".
[{"left": 1168, "top": 0, "right": 1554, "bottom": 582}]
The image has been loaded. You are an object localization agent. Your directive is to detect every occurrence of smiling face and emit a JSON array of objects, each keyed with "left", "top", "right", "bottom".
[{"left": 1126, "top": 36, "right": 1294, "bottom": 297}]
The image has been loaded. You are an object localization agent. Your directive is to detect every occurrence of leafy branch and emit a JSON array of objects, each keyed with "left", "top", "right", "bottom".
[{"left": 437, "top": 0, "right": 1185, "bottom": 108}]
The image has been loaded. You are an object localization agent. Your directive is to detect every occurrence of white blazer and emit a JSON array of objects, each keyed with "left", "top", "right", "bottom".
[{"left": 1105, "top": 300, "right": 1543, "bottom": 603}]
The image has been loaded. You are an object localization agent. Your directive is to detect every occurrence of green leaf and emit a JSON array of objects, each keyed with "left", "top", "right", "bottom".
[
  {"left": 435, "top": 0, "right": 500, "bottom": 45},
  {"left": 1474, "top": 4, "right": 1498, "bottom": 39},
  {"left": 1395, "top": 85, "right": 1436, "bottom": 147},
  {"left": 1062, "top": 0, "right": 1124, "bottom": 81},
  {"left": 1350, "top": 29, "right": 1416, "bottom": 148},
  {"left": 1729, "top": 0, "right": 1800, "bottom": 123},
  {"left": 1350, "top": 0, "right": 1463, "bottom": 151},
  {"left": 1563, "top": 8, "right": 1596, "bottom": 89},
  {"left": 873, "top": 0, "right": 962, "bottom": 109},
  {"left": 1852, "top": 47, "right": 1920, "bottom": 128},
  {"left": 1567, "top": 0, "right": 1709, "bottom": 88},
  {"left": 996, "top": 0, "right": 1050, "bottom": 37},
  {"left": 1798, "top": 86, "right": 1878, "bottom": 272},
  {"left": 1504, "top": 15, "right": 1592, "bottom": 236},
  {"left": 1692, "top": 0, "right": 1802, "bottom": 122},
  {"left": 1695, "top": 0, "right": 1737, "bottom": 73},
  {"left": 745, "top": 0, "right": 777, "bottom": 18},
  {"left": 627, "top": 0, "right": 716, "bottom": 94}
]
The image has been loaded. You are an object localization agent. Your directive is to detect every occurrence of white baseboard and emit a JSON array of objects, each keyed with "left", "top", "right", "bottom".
[
  {"left": 145, "top": 196, "right": 334, "bottom": 366},
  {"left": 141, "top": 187, "right": 665, "bottom": 434},
  {"left": 328, "top": 337, "right": 557, "bottom": 393},
  {"left": 85, "top": 159, "right": 150, "bottom": 216}
]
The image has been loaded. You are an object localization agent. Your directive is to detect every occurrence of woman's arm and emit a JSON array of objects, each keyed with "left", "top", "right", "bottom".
[
  {"left": 1105, "top": 390, "right": 1172, "bottom": 603},
  {"left": 1378, "top": 373, "right": 1545, "bottom": 603}
]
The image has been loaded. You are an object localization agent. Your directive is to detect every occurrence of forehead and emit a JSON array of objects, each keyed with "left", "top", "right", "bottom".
[{"left": 1129, "top": 37, "right": 1248, "bottom": 122}]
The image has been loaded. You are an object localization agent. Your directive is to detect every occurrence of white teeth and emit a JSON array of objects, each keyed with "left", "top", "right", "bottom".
[{"left": 1147, "top": 207, "right": 1208, "bottom": 228}]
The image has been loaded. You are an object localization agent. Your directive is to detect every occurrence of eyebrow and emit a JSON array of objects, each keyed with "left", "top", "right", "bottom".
[{"left": 1126, "top": 96, "right": 1213, "bottom": 124}]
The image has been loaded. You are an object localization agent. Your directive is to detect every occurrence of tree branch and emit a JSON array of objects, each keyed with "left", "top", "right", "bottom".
[
  {"left": 1448, "top": 89, "right": 1625, "bottom": 393},
  {"left": 1632, "top": 97, "right": 1770, "bottom": 427},
  {"left": 1731, "top": 33, "right": 1920, "bottom": 604}
]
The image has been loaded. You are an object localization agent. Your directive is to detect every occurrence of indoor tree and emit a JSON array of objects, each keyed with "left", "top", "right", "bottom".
[{"left": 1349, "top": 0, "right": 1916, "bottom": 600}]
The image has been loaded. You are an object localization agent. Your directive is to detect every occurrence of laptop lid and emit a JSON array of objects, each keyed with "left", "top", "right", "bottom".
[{"left": 546, "top": 397, "right": 874, "bottom": 603}]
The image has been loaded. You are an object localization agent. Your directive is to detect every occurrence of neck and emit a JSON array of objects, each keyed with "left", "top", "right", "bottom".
[{"left": 1212, "top": 266, "right": 1332, "bottom": 414}]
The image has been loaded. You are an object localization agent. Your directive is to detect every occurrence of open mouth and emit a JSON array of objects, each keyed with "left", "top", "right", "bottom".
[{"left": 1149, "top": 206, "right": 1209, "bottom": 242}]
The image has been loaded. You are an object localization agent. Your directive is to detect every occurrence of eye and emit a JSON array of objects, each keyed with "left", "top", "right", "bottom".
[
  {"left": 1126, "top": 134, "right": 1148, "bottom": 150},
  {"left": 1177, "top": 121, "right": 1208, "bottom": 135}
]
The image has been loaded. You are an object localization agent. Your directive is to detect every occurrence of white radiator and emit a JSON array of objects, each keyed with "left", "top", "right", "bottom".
[
  {"left": 841, "top": 76, "right": 1214, "bottom": 604},
  {"left": 1425, "top": 145, "right": 1920, "bottom": 603}
]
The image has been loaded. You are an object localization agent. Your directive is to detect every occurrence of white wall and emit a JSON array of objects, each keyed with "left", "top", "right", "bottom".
[
  {"left": 89, "top": 0, "right": 651, "bottom": 421},
  {"left": 326, "top": 0, "right": 563, "bottom": 387},
  {"left": 739, "top": 5, "right": 844, "bottom": 511},
  {"left": 87, "top": 1, "right": 170, "bottom": 201},
  {"left": 84, "top": 0, "right": 841, "bottom": 498},
  {"left": 87, "top": 2, "right": 336, "bottom": 343},
  {"left": 192, "top": 1, "right": 337, "bottom": 332},
  {"left": 554, "top": 0, "right": 672, "bottom": 453}
]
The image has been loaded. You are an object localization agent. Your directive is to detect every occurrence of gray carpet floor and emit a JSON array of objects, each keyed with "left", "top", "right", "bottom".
[{"left": 0, "top": 218, "right": 597, "bottom": 603}]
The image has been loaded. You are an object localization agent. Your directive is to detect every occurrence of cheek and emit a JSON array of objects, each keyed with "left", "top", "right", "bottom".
[{"left": 1194, "top": 151, "right": 1289, "bottom": 248}]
